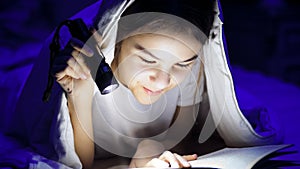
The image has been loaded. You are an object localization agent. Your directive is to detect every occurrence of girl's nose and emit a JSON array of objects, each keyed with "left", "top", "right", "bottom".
[{"left": 149, "top": 70, "right": 170, "bottom": 90}]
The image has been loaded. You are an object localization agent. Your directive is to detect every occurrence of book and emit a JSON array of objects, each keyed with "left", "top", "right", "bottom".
[{"left": 189, "top": 144, "right": 297, "bottom": 169}]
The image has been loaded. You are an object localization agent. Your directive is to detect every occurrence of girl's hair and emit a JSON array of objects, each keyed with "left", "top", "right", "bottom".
[
  {"left": 93, "top": 0, "right": 216, "bottom": 43},
  {"left": 116, "top": 12, "right": 208, "bottom": 45},
  {"left": 121, "top": 0, "right": 216, "bottom": 37}
]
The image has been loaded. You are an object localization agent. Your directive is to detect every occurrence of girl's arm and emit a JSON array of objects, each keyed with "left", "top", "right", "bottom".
[
  {"left": 67, "top": 77, "right": 95, "bottom": 169},
  {"left": 54, "top": 38, "right": 97, "bottom": 168}
]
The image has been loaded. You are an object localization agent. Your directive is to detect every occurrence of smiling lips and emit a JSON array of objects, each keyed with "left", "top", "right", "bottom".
[{"left": 143, "top": 87, "right": 163, "bottom": 96}]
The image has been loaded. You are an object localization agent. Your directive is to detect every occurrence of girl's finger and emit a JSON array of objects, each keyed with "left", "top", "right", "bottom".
[
  {"left": 67, "top": 57, "right": 87, "bottom": 79},
  {"left": 70, "top": 50, "right": 90, "bottom": 77},
  {"left": 90, "top": 28, "right": 105, "bottom": 53},
  {"left": 55, "top": 66, "right": 80, "bottom": 80},
  {"left": 159, "top": 151, "right": 180, "bottom": 168},
  {"left": 70, "top": 38, "right": 94, "bottom": 57},
  {"left": 182, "top": 154, "right": 198, "bottom": 161},
  {"left": 174, "top": 153, "right": 191, "bottom": 168},
  {"left": 90, "top": 28, "right": 103, "bottom": 44},
  {"left": 145, "top": 158, "right": 169, "bottom": 168}
]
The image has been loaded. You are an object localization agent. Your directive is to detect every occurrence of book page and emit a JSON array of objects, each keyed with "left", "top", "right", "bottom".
[{"left": 189, "top": 144, "right": 291, "bottom": 169}]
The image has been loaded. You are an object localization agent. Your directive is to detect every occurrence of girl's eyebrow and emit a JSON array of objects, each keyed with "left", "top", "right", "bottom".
[
  {"left": 134, "top": 43, "right": 161, "bottom": 60},
  {"left": 135, "top": 43, "right": 198, "bottom": 62}
]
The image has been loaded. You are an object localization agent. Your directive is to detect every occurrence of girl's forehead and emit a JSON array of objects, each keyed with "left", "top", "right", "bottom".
[{"left": 127, "top": 33, "right": 202, "bottom": 56}]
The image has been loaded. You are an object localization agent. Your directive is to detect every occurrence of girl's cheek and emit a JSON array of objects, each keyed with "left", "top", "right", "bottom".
[
  {"left": 132, "top": 71, "right": 151, "bottom": 84},
  {"left": 170, "top": 70, "right": 189, "bottom": 85}
]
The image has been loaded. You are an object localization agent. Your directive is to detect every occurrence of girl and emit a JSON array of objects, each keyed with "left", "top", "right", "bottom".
[{"left": 47, "top": 0, "right": 282, "bottom": 168}]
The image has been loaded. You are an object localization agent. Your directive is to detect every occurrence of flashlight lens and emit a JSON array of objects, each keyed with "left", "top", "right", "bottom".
[{"left": 102, "top": 84, "right": 119, "bottom": 94}]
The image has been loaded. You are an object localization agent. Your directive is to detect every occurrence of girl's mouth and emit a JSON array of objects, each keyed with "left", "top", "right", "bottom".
[{"left": 143, "top": 87, "right": 163, "bottom": 96}]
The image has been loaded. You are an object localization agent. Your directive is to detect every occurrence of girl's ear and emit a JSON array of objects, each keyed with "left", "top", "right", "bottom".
[{"left": 111, "top": 41, "right": 122, "bottom": 70}]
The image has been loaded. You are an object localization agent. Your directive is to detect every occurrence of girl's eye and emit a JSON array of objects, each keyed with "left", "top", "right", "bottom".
[
  {"left": 175, "top": 62, "right": 193, "bottom": 68},
  {"left": 139, "top": 56, "right": 156, "bottom": 64}
]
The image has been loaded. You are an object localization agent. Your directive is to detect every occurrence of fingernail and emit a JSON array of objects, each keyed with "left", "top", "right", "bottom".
[{"left": 86, "top": 47, "right": 94, "bottom": 56}]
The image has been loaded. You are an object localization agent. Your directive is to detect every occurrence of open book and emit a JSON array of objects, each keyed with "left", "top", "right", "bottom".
[{"left": 189, "top": 144, "right": 296, "bottom": 169}]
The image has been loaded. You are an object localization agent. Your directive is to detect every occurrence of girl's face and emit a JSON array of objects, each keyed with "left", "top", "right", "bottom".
[{"left": 112, "top": 33, "right": 201, "bottom": 105}]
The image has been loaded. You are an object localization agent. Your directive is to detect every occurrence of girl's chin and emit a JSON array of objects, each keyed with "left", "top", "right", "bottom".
[{"left": 135, "top": 94, "right": 161, "bottom": 105}]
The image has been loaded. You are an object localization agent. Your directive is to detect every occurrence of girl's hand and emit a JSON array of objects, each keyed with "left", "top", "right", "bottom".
[
  {"left": 130, "top": 139, "right": 197, "bottom": 168},
  {"left": 52, "top": 27, "right": 102, "bottom": 95},
  {"left": 145, "top": 151, "right": 197, "bottom": 168},
  {"left": 53, "top": 37, "right": 94, "bottom": 95}
]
